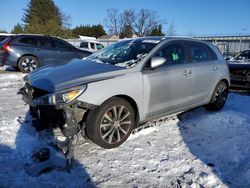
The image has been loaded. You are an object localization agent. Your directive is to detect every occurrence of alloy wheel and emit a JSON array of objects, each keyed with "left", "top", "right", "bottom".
[
  {"left": 214, "top": 82, "right": 228, "bottom": 109},
  {"left": 100, "top": 105, "right": 132, "bottom": 144},
  {"left": 21, "top": 58, "right": 38, "bottom": 72}
]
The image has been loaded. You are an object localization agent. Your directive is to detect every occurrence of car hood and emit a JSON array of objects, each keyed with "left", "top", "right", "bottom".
[
  {"left": 25, "top": 59, "right": 127, "bottom": 92},
  {"left": 227, "top": 60, "right": 250, "bottom": 70}
]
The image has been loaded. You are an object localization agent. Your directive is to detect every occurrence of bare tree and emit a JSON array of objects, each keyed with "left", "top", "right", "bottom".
[
  {"left": 133, "top": 9, "right": 164, "bottom": 37},
  {"left": 105, "top": 8, "right": 121, "bottom": 36},
  {"left": 105, "top": 8, "right": 165, "bottom": 37}
]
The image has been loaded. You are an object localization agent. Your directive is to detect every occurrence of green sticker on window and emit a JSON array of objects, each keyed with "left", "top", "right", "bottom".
[{"left": 172, "top": 53, "right": 179, "bottom": 61}]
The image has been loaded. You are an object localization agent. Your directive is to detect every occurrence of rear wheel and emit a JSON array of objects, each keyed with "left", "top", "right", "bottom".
[
  {"left": 206, "top": 81, "right": 228, "bottom": 111},
  {"left": 18, "top": 56, "right": 39, "bottom": 73},
  {"left": 85, "top": 97, "right": 135, "bottom": 149}
]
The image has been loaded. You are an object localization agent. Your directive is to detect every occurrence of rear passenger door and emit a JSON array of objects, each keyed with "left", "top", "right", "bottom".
[
  {"left": 187, "top": 42, "right": 219, "bottom": 105},
  {"left": 33, "top": 37, "right": 57, "bottom": 66}
]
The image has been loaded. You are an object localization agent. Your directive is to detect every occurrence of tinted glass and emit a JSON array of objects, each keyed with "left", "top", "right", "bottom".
[
  {"left": 207, "top": 46, "right": 218, "bottom": 60},
  {"left": 80, "top": 42, "right": 88, "bottom": 48},
  {"left": 37, "top": 37, "right": 53, "bottom": 48},
  {"left": 19, "top": 37, "right": 38, "bottom": 46},
  {"left": 90, "top": 43, "right": 95, "bottom": 49},
  {"left": 154, "top": 43, "right": 185, "bottom": 64},
  {"left": 96, "top": 43, "right": 104, "bottom": 50},
  {"left": 53, "top": 38, "right": 73, "bottom": 50},
  {"left": 190, "top": 44, "right": 209, "bottom": 62},
  {"left": 0, "top": 36, "right": 7, "bottom": 42}
]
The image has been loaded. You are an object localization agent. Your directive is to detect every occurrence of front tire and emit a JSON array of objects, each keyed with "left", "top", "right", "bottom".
[
  {"left": 18, "top": 56, "right": 39, "bottom": 73},
  {"left": 206, "top": 81, "right": 228, "bottom": 111},
  {"left": 85, "top": 97, "right": 135, "bottom": 149}
]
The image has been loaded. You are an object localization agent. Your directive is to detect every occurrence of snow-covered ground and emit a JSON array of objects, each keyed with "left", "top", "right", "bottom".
[{"left": 0, "top": 68, "right": 250, "bottom": 187}]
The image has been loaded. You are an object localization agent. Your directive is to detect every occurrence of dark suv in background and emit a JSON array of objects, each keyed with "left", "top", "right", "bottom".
[
  {"left": 227, "top": 49, "right": 250, "bottom": 89},
  {"left": 0, "top": 34, "right": 92, "bottom": 73}
]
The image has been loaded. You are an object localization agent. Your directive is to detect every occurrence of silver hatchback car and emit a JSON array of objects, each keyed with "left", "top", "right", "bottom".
[{"left": 20, "top": 37, "right": 230, "bottom": 148}]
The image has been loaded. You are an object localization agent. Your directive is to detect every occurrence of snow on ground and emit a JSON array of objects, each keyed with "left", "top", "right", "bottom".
[{"left": 0, "top": 70, "right": 250, "bottom": 188}]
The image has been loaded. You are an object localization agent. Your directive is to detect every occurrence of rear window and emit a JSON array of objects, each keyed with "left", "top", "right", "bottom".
[{"left": 0, "top": 36, "right": 7, "bottom": 42}]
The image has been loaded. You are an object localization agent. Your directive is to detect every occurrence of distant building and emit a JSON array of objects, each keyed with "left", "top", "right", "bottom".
[
  {"left": 99, "top": 35, "right": 120, "bottom": 40},
  {"left": 195, "top": 35, "right": 250, "bottom": 56}
]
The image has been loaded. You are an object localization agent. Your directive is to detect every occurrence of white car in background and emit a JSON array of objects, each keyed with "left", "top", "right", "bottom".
[{"left": 79, "top": 36, "right": 104, "bottom": 52}]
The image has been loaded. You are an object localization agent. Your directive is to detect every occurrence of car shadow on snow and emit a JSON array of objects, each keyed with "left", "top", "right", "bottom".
[
  {"left": 0, "top": 111, "right": 96, "bottom": 187},
  {"left": 177, "top": 99, "right": 250, "bottom": 187}
]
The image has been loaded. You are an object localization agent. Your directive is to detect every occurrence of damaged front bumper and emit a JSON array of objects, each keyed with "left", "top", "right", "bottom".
[{"left": 18, "top": 83, "right": 97, "bottom": 137}]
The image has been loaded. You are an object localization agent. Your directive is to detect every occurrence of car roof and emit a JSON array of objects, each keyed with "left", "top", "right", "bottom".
[{"left": 120, "top": 36, "right": 211, "bottom": 46}]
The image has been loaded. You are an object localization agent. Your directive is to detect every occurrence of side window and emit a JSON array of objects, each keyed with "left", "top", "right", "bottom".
[
  {"left": 207, "top": 46, "right": 218, "bottom": 60},
  {"left": 53, "top": 38, "right": 73, "bottom": 50},
  {"left": 154, "top": 43, "right": 185, "bottom": 65},
  {"left": 96, "top": 43, "right": 104, "bottom": 50},
  {"left": 90, "top": 43, "right": 95, "bottom": 49},
  {"left": 37, "top": 38, "right": 53, "bottom": 48},
  {"left": 189, "top": 43, "right": 209, "bottom": 62},
  {"left": 80, "top": 42, "right": 88, "bottom": 48},
  {"left": 19, "top": 37, "right": 38, "bottom": 46}
]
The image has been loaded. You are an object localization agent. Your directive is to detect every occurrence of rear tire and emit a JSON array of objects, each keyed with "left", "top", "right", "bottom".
[
  {"left": 85, "top": 97, "right": 135, "bottom": 149},
  {"left": 206, "top": 81, "right": 228, "bottom": 111},
  {"left": 18, "top": 56, "right": 39, "bottom": 73}
]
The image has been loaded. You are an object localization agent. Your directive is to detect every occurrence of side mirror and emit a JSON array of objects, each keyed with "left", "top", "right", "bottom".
[{"left": 150, "top": 57, "right": 166, "bottom": 68}]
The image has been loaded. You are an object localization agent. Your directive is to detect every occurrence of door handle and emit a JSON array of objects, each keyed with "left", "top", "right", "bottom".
[
  {"left": 183, "top": 70, "right": 192, "bottom": 76},
  {"left": 34, "top": 48, "right": 40, "bottom": 51},
  {"left": 212, "top": 65, "right": 218, "bottom": 71}
]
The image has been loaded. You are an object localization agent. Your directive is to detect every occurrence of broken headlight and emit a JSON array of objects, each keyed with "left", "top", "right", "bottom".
[{"left": 33, "top": 85, "right": 87, "bottom": 105}]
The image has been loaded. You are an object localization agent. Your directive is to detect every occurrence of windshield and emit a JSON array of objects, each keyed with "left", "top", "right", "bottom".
[
  {"left": 233, "top": 50, "right": 250, "bottom": 61},
  {"left": 86, "top": 39, "right": 160, "bottom": 68}
]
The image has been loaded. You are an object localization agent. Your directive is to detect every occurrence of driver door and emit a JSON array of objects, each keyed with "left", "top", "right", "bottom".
[{"left": 143, "top": 42, "right": 193, "bottom": 118}]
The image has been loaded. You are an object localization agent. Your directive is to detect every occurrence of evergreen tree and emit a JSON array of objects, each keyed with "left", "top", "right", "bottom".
[
  {"left": 11, "top": 23, "right": 24, "bottom": 34},
  {"left": 149, "top": 25, "right": 165, "bottom": 36},
  {"left": 22, "top": 0, "right": 64, "bottom": 36},
  {"left": 72, "top": 24, "right": 106, "bottom": 39},
  {"left": 91, "top": 24, "right": 106, "bottom": 38}
]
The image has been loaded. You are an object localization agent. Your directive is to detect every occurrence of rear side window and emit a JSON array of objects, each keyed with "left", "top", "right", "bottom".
[
  {"left": 0, "top": 36, "right": 7, "bottom": 42},
  {"left": 207, "top": 46, "right": 218, "bottom": 60},
  {"left": 154, "top": 43, "right": 186, "bottom": 65},
  {"left": 189, "top": 43, "right": 209, "bottom": 62},
  {"left": 80, "top": 42, "right": 88, "bottom": 48},
  {"left": 19, "top": 37, "right": 38, "bottom": 46},
  {"left": 37, "top": 37, "right": 53, "bottom": 48},
  {"left": 53, "top": 38, "right": 73, "bottom": 50},
  {"left": 90, "top": 43, "right": 95, "bottom": 49}
]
